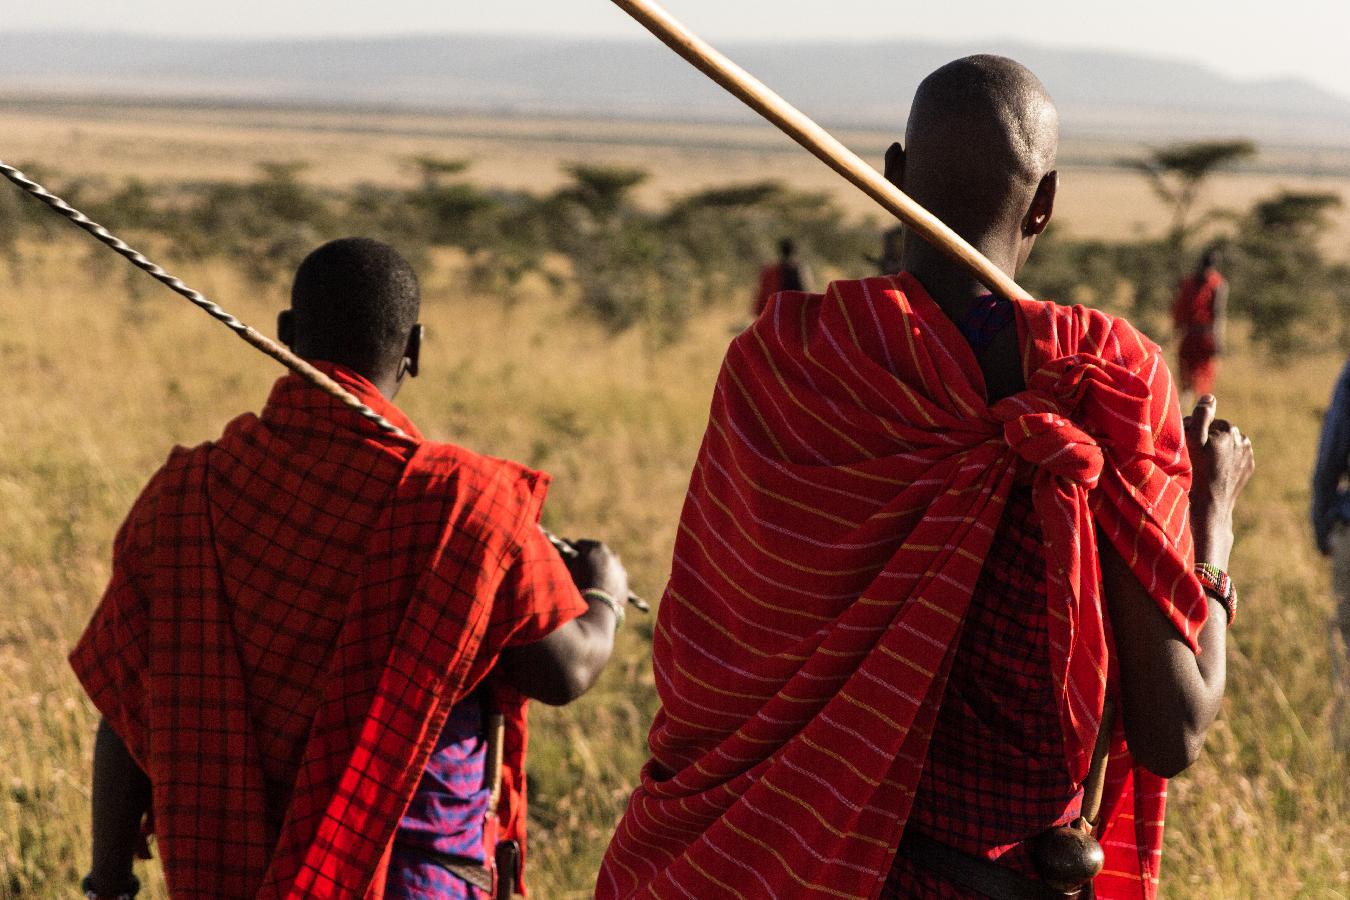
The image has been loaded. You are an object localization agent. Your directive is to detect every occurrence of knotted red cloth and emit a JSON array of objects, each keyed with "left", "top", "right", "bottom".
[
  {"left": 71, "top": 364, "right": 584, "bottom": 898},
  {"left": 598, "top": 274, "right": 1206, "bottom": 899}
]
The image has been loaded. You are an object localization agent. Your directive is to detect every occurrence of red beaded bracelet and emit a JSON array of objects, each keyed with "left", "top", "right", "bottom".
[{"left": 1195, "top": 562, "right": 1237, "bottom": 625}]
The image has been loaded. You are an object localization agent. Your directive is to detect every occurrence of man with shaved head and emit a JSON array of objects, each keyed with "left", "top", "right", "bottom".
[{"left": 600, "top": 56, "right": 1252, "bottom": 899}]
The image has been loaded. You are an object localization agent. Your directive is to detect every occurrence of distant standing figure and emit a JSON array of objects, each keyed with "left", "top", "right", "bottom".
[
  {"left": 1312, "top": 357, "right": 1350, "bottom": 740},
  {"left": 1172, "top": 248, "right": 1229, "bottom": 403},
  {"left": 753, "top": 237, "right": 809, "bottom": 316}
]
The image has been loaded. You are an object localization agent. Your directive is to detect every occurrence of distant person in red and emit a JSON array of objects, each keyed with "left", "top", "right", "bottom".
[
  {"left": 753, "top": 237, "right": 809, "bottom": 316},
  {"left": 1172, "top": 248, "right": 1229, "bottom": 403}
]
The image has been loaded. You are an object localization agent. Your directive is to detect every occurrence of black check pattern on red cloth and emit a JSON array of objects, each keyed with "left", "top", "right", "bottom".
[
  {"left": 71, "top": 364, "right": 586, "bottom": 899},
  {"left": 882, "top": 485, "right": 1083, "bottom": 898}
]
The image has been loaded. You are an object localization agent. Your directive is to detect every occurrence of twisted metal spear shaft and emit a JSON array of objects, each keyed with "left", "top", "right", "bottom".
[{"left": 0, "top": 160, "right": 404, "bottom": 436}]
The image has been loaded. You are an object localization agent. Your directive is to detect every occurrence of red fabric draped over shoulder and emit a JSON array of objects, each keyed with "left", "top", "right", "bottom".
[
  {"left": 71, "top": 366, "right": 580, "bottom": 898},
  {"left": 598, "top": 274, "right": 1206, "bottom": 900}
]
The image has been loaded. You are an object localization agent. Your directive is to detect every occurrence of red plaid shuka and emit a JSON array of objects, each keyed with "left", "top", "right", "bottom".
[
  {"left": 71, "top": 364, "right": 586, "bottom": 898},
  {"left": 598, "top": 274, "right": 1208, "bottom": 899},
  {"left": 882, "top": 486, "right": 1085, "bottom": 897}
]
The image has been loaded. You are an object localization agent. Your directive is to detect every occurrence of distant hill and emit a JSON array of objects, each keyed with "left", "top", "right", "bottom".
[{"left": 4, "top": 31, "right": 1350, "bottom": 145}]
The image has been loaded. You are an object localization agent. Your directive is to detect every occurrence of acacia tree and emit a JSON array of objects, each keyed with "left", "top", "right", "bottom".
[
  {"left": 1123, "top": 140, "right": 1257, "bottom": 251},
  {"left": 407, "top": 155, "right": 471, "bottom": 192},
  {"left": 555, "top": 164, "right": 649, "bottom": 223},
  {"left": 1229, "top": 190, "right": 1343, "bottom": 356}
]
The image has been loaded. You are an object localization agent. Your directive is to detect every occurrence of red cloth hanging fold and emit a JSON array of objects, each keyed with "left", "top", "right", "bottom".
[{"left": 71, "top": 365, "right": 585, "bottom": 898}]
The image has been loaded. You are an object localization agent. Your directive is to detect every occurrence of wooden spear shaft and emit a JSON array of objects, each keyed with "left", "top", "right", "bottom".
[{"left": 609, "top": 0, "right": 1029, "bottom": 303}]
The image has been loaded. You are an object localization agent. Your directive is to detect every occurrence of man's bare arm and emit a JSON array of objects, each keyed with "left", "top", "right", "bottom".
[
  {"left": 497, "top": 540, "right": 626, "bottom": 706},
  {"left": 88, "top": 717, "right": 151, "bottom": 896},
  {"left": 1102, "top": 396, "right": 1253, "bottom": 777}
]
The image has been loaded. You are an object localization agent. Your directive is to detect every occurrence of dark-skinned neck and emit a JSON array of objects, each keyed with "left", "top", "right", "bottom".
[
  {"left": 293, "top": 345, "right": 402, "bottom": 400},
  {"left": 276, "top": 311, "right": 416, "bottom": 402},
  {"left": 899, "top": 233, "right": 1021, "bottom": 322},
  {"left": 367, "top": 370, "right": 403, "bottom": 401},
  {"left": 899, "top": 231, "right": 1029, "bottom": 402}
]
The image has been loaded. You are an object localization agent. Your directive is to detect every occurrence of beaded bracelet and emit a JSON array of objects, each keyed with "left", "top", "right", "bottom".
[
  {"left": 1195, "top": 562, "right": 1237, "bottom": 625},
  {"left": 583, "top": 588, "right": 626, "bottom": 628}
]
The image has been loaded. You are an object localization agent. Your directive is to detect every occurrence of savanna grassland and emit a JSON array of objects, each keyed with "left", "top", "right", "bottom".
[
  {"left": 2, "top": 105, "right": 1350, "bottom": 899},
  {"left": 7, "top": 101, "right": 1350, "bottom": 249}
]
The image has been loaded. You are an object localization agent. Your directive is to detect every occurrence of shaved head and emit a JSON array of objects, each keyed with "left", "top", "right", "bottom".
[
  {"left": 896, "top": 55, "right": 1059, "bottom": 248},
  {"left": 278, "top": 237, "right": 423, "bottom": 397}
]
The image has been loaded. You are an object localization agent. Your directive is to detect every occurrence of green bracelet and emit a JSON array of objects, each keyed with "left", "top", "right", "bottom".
[{"left": 583, "top": 588, "right": 626, "bottom": 628}]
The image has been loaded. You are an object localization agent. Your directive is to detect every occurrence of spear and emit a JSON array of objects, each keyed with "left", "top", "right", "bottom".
[
  {"left": 608, "top": 0, "right": 1029, "bottom": 303},
  {"left": 0, "top": 162, "right": 651, "bottom": 613},
  {"left": 0, "top": 161, "right": 404, "bottom": 436}
]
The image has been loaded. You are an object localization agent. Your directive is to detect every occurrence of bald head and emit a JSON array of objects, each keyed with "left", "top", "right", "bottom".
[{"left": 889, "top": 55, "right": 1059, "bottom": 261}]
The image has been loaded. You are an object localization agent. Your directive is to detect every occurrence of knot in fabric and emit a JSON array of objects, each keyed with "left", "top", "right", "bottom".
[
  {"left": 1001, "top": 410, "right": 1104, "bottom": 488},
  {"left": 988, "top": 352, "right": 1142, "bottom": 489}
]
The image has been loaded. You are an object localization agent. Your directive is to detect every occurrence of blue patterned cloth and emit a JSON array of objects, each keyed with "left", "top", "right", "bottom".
[
  {"left": 385, "top": 694, "right": 491, "bottom": 899},
  {"left": 957, "top": 293, "right": 1015, "bottom": 353}
]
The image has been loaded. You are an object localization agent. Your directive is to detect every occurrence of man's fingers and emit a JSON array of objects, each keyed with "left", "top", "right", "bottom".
[
  {"left": 1187, "top": 395, "right": 1217, "bottom": 446},
  {"left": 1238, "top": 429, "right": 1255, "bottom": 470}
]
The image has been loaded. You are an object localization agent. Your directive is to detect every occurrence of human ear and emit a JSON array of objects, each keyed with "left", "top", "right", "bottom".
[
  {"left": 1023, "top": 171, "right": 1058, "bottom": 237},
  {"left": 277, "top": 310, "right": 294, "bottom": 348},
  {"left": 883, "top": 142, "right": 906, "bottom": 188},
  {"left": 404, "top": 324, "right": 423, "bottom": 379}
]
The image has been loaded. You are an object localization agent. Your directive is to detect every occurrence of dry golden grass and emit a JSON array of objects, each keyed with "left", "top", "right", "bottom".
[
  {"left": 2, "top": 105, "right": 1350, "bottom": 899},
  {"left": 2, "top": 234, "right": 1349, "bottom": 898},
  {"left": 0, "top": 239, "right": 714, "bottom": 899}
]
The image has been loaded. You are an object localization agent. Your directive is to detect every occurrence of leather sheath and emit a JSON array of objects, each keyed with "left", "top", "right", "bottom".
[{"left": 897, "top": 832, "right": 1088, "bottom": 900}]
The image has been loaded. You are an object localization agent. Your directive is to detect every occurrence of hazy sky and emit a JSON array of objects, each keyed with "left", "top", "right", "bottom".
[{"left": 7, "top": 1, "right": 1350, "bottom": 99}]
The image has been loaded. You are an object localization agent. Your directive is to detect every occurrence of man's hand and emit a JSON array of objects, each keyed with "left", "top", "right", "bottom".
[
  {"left": 496, "top": 536, "right": 626, "bottom": 706},
  {"left": 560, "top": 538, "right": 630, "bottom": 602},
  {"left": 1184, "top": 395, "right": 1255, "bottom": 569}
]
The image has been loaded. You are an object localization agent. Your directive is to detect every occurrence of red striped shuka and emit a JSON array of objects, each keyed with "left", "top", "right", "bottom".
[
  {"left": 597, "top": 274, "right": 1208, "bottom": 900},
  {"left": 70, "top": 364, "right": 586, "bottom": 899}
]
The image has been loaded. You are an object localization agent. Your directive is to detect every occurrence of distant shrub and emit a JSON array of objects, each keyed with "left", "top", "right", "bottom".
[
  {"left": 7, "top": 152, "right": 1347, "bottom": 352},
  {"left": 1228, "top": 191, "right": 1344, "bottom": 357},
  {"left": 169, "top": 162, "right": 335, "bottom": 283}
]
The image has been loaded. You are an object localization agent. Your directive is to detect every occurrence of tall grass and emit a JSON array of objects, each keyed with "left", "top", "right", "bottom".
[{"left": 1, "top": 240, "right": 1347, "bottom": 899}]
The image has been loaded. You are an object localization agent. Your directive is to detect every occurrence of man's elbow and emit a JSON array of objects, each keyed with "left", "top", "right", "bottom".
[
  {"left": 535, "top": 628, "right": 616, "bottom": 706},
  {"left": 534, "top": 656, "right": 607, "bottom": 706},
  {"left": 1128, "top": 723, "right": 1208, "bottom": 778}
]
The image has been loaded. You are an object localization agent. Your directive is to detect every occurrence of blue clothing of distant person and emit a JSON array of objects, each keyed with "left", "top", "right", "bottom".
[
  {"left": 386, "top": 695, "right": 492, "bottom": 900},
  {"left": 1312, "top": 360, "right": 1350, "bottom": 555},
  {"left": 1313, "top": 358, "right": 1350, "bottom": 751}
]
